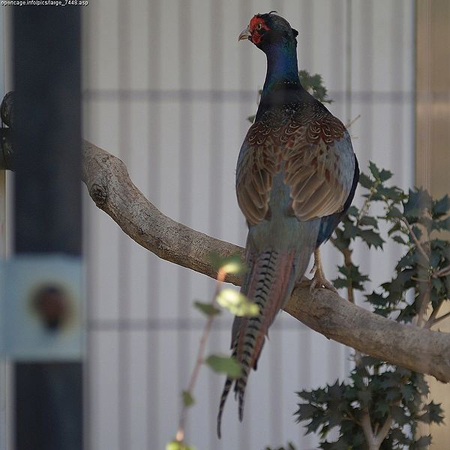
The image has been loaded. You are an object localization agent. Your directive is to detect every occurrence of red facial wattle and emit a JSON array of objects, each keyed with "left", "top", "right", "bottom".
[{"left": 249, "top": 16, "right": 270, "bottom": 45}]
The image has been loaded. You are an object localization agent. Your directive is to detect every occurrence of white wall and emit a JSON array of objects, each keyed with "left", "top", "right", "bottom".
[{"left": 82, "top": 1, "right": 415, "bottom": 449}]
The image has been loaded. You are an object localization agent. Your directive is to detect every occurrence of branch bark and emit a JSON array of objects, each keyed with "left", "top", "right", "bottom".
[
  {"left": 361, "top": 410, "right": 376, "bottom": 450},
  {"left": 2, "top": 92, "right": 450, "bottom": 383},
  {"left": 80, "top": 141, "right": 450, "bottom": 383}
]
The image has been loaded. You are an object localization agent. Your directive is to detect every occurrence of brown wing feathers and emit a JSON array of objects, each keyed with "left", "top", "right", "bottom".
[{"left": 237, "top": 103, "right": 349, "bottom": 225}]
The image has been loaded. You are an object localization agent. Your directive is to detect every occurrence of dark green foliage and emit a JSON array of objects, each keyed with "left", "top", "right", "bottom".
[
  {"left": 296, "top": 367, "right": 443, "bottom": 449},
  {"left": 208, "top": 251, "right": 247, "bottom": 275},
  {"left": 333, "top": 263, "right": 370, "bottom": 291},
  {"left": 298, "top": 70, "right": 333, "bottom": 104},
  {"left": 181, "top": 390, "right": 195, "bottom": 408},
  {"left": 194, "top": 301, "right": 221, "bottom": 317},
  {"left": 295, "top": 161, "right": 449, "bottom": 448},
  {"left": 204, "top": 355, "right": 242, "bottom": 378}
]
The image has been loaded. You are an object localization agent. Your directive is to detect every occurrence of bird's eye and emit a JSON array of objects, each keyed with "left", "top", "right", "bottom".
[{"left": 256, "top": 23, "right": 262, "bottom": 31}]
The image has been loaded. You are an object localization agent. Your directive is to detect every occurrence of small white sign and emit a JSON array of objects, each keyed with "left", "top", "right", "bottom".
[{"left": 0, "top": 255, "right": 84, "bottom": 360}]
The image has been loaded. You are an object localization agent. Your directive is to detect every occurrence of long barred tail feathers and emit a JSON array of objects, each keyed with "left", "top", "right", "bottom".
[
  {"left": 217, "top": 325, "right": 244, "bottom": 438},
  {"left": 217, "top": 377, "right": 233, "bottom": 439},
  {"left": 217, "top": 249, "right": 299, "bottom": 437}
]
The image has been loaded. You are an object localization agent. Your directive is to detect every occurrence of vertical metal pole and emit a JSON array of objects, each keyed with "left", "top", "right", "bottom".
[
  {"left": 13, "top": 6, "right": 82, "bottom": 450},
  {"left": 0, "top": 6, "right": 8, "bottom": 450}
]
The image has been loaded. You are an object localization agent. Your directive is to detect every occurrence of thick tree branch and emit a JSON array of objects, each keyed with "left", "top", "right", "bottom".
[
  {"left": 81, "top": 140, "right": 242, "bottom": 284},
  {"left": 80, "top": 141, "right": 450, "bottom": 383},
  {"left": 2, "top": 92, "right": 450, "bottom": 383}
]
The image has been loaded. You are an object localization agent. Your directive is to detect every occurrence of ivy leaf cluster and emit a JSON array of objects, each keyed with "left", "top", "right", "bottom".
[
  {"left": 295, "top": 161, "right": 449, "bottom": 449},
  {"left": 295, "top": 363, "right": 443, "bottom": 449},
  {"left": 298, "top": 70, "right": 333, "bottom": 104}
]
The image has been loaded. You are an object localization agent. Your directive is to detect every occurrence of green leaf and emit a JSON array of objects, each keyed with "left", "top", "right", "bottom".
[
  {"left": 358, "top": 229, "right": 385, "bottom": 249},
  {"left": 304, "top": 414, "right": 328, "bottom": 435},
  {"left": 181, "top": 390, "right": 195, "bottom": 408},
  {"left": 296, "top": 389, "right": 314, "bottom": 402},
  {"left": 331, "top": 278, "right": 348, "bottom": 289},
  {"left": 412, "top": 435, "right": 432, "bottom": 448},
  {"left": 419, "top": 401, "right": 444, "bottom": 424},
  {"left": 220, "top": 255, "right": 247, "bottom": 275},
  {"left": 347, "top": 205, "right": 359, "bottom": 217},
  {"left": 296, "top": 403, "right": 320, "bottom": 420},
  {"left": 412, "top": 224, "right": 423, "bottom": 240},
  {"left": 357, "top": 390, "right": 372, "bottom": 408},
  {"left": 334, "top": 263, "right": 370, "bottom": 291},
  {"left": 194, "top": 301, "right": 221, "bottom": 317},
  {"left": 351, "top": 431, "right": 366, "bottom": 447},
  {"left": 359, "top": 215, "right": 378, "bottom": 228},
  {"left": 430, "top": 250, "right": 441, "bottom": 269},
  {"left": 433, "top": 195, "right": 450, "bottom": 217},
  {"left": 385, "top": 387, "right": 402, "bottom": 402},
  {"left": 166, "top": 441, "right": 180, "bottom": 450},
  {"left": 388, "top": 221, "right": 403, "bottom": 235},
  {"left": 378, "top": 168, "right": 393, "bottom": 182},
  {"left": 400, "top": 384, "right": 415, "bottom": 401},
  {"left": 216, "top": 289, "right": 259, "bottom": 316},
  {"left": 433, "top": 217, "right": 450, "bottom": 231},
  {"left": 343, "top": 220, "right": 359, "bottom": 241},
  {"left": 326, "top": 409, "right": 344, "bottom": 429},
  {"left": 369, "top": 161, "right": 381, "bottom": 179},
  {"left": 205, "top": 355, "right": 242, "bottom": 378},
  {"left": 209, "top": 252, "right": 247, "bottom": 275},
  {"left": 404, "top": 188, "right": 432, "bottom": 220},
  {"left": 166, "top": 441, "right": 197, "bottom": 450},
  {"left": 366, "top": 291, "right": 388, "bottom": 307},
  {"left": 380, "top": 374, "right": 401, "bottom": 390},
  {"left": 432, "top": 277, "right": 443, "bottom": 293},
  {"left": 389, "top": 428, "right": 410, "bottom": 445},
  {"left": 386, "top": 206, "right": 403, "bottom": 220},
  {"left": 298, "top": 70, "right": 333, "bottom": 103},
  {"left": 391, "top": 405, "right": 410, "bottom": 426},
  {"left": 392, "top": 235, "right": 407, "bottom": 245},
  {"left": 358, "top": 172, "right": 374, "bottom": 189},
  {"left": 375, "top": 401, "right": 390, "bottom": 417}
]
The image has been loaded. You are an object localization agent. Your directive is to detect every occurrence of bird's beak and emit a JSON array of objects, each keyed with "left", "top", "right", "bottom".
[{"left": 238, "top": 27, "right": 252, "bottom": 42}]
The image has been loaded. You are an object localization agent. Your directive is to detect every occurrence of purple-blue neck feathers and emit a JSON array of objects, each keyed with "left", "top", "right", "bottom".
[
  {"left": 256, "top": 39, "right": 308, "bottom": 121},
  {"left": 263, "top": 40, "right": 300, "bottom": 91}
]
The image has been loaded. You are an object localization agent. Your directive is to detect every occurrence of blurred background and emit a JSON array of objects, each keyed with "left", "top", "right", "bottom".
[{"left": 1, "top": 0, "right": 449, "bottom": 449}]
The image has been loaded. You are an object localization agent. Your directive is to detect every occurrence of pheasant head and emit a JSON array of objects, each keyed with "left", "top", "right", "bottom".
[{"left": 238, "top": 12, "right": 298, "bottom": 49}]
